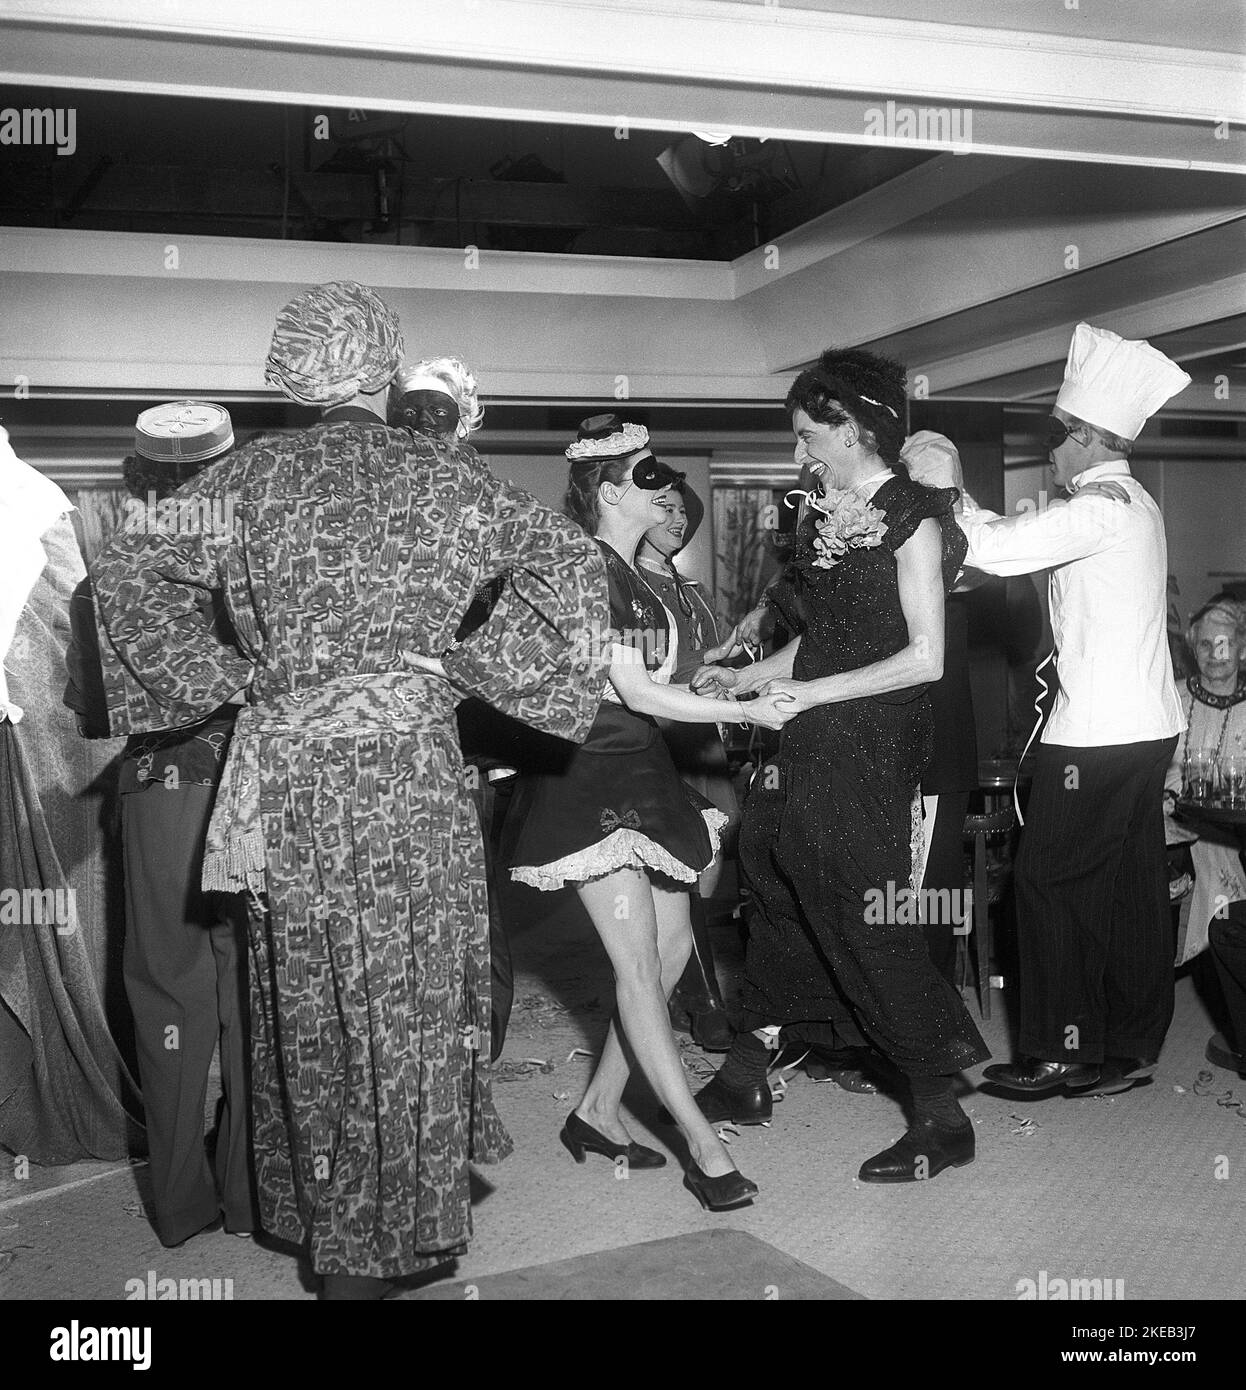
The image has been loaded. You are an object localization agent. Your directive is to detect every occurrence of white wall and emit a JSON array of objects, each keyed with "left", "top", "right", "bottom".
[{"left": 1158, "top": 459, "right": 1246, "bottom": 615}]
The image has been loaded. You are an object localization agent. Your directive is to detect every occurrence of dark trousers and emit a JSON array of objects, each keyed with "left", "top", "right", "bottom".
[
  {"left": 1013, "top": 738, "right": 1177, "bottom": 1063},
  {"left": 122, "top": 786, "right": 257, "bottom": 1244},
  {"left": 1209, "top": 904, "right": 1246, "bottom": 1055},
  {"left": 472, "top": 778, "right": 514, "bottom": 1061},
  {"left": 922, "top": 791, "right": 971, "bottom": 986},
  {"left": 673, "top": 893, "right": 725, "bottom": 1011}
]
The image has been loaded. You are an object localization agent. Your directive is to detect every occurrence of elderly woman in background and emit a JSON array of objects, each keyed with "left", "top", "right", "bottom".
[
  {"left": 92, "top": 282, "right": 609, "bottom": 1298},
  {"left": 1164, "top": 597, "right": 1246, "bottom": 1072}
]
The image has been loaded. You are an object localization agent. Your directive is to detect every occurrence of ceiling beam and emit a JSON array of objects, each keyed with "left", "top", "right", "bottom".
[
  {"left": 738, "top": 164, "right": 1246, "bottom": 377},
  {"left": 1, "top": 164, "right": 698, "bottom": 231},
  {"left": 877, "top": 267, "right": 1246, "bottom": 403},
  {"left": 3, "top": 0, "right": 1243, "bottom": 171}
]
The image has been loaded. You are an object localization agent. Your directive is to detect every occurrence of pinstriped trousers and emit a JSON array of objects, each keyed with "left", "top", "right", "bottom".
[{"left": 1013, "top": 737, "right": 1178, "bottom": 1064}]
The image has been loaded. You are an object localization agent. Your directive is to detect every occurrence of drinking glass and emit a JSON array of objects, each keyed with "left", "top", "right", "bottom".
[
  {"left": 1224, "top": 752, "right": 1246, "bottom": 811},
  {"left": 1187, "top": 747, "right": 1212, "bottom": 802}
]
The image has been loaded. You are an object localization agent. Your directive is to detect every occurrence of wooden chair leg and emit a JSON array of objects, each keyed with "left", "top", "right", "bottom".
[{"left": 974, "top": 833, "right": 991, "bottom": 1020}]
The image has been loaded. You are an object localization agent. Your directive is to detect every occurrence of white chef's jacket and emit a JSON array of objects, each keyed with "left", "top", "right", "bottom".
[{"left": 958, "top": 461, "right": 1184, "bottom": 747}]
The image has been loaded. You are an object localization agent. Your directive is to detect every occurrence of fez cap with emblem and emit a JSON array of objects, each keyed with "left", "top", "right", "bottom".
[{"left": 134, "top": 400, "right": 235, "bottom": 464}]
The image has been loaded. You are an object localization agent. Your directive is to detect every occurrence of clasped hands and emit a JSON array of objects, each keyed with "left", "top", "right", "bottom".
[{"left": 691, "top": 662, "right": 810, "bottom": 730}]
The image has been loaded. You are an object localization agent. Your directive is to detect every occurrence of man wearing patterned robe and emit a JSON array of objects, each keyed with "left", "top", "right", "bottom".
[{"left": 92, "top": 282, "right": 609, "bottom": 1296}]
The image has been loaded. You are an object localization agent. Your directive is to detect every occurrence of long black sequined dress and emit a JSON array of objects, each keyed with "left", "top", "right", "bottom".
[{"left": 738, "top": 472, "right": 989, "bottom": 1076}]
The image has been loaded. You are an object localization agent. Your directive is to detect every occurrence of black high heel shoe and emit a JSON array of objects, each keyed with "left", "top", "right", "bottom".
[
  {"left": 683, "top": 1162, "right": 759, "bottom": 1212},
  {"left": 560, "top": 1110, "right": 667, "bottom": 1169}
]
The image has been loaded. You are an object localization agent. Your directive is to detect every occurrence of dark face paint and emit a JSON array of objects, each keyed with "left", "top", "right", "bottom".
[{"left": 396, "top": 389, "right": 461, "bottom": 440}]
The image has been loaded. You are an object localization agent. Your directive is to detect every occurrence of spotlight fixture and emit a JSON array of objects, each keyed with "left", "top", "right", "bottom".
[
  {"left": 656, "top": 135, "right": 794, "bottom": 209},
  {"left": 655, "top": 135, "right": 719, "bottom": 207}
]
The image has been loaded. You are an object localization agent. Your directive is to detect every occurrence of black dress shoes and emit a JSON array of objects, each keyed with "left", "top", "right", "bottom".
[
  {"left": 858, "top": 1117, "right": 975, "bottom": 1183},
  {"left": 982, "top": 1057, "right": 1101, "bottom": 1095},
  {"left": 1072, "top": 1058, "right": 1156, "bottom": 1097},
  {"left": 1206, "top": 1032, "right": 1246, "bottom": 1077},
  {"left": 560, "top": 1110, "right": 667, "bottom": 1168},
  {"left": 692, "top": 1073, "right": 773, "bottom": 1125},
  {"left": 683, "top": 1162, "right": 759, "bottom": 1212}
]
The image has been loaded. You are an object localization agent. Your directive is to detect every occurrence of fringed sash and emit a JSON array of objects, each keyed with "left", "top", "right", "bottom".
[{"left": 202, "top": 671, "right": 457, "bottom": 894}]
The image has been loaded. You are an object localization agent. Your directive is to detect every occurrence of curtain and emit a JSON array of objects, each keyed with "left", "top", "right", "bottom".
[
  {"left": 67, "top": 487, "right": 130, "bottom": 569},
  {"left": 0, "top": 515, "right": 143, "bottom": 1163},
  {"left": 711, "top": 486, "right": 783, "bottom": 630}
]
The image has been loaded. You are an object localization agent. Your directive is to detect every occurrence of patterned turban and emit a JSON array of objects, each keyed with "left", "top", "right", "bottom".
[{"left": 264, "top": 280, "right": 404, "bottom": 407}]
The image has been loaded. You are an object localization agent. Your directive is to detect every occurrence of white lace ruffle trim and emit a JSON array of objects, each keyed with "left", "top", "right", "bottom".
[
  {"left": 909, "top": 789, "right": 925, "bottom": 895},
  {"left": 512, "top": 808, "right": 729, "bottom": 892}
]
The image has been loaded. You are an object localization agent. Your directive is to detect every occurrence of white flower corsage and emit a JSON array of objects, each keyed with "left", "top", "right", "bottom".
[{"left": 786, "top": 487, "right": 887, "bottom": 569}]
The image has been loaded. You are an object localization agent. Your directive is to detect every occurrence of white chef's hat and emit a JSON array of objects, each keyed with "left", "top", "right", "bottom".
[{"left": 1055, "top": 322, "right": 1191, "bottom": 441}]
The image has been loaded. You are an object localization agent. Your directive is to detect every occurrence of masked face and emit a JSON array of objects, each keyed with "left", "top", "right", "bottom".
[
  {"left": 1046, "top": 408, "right": 1090, "bottom": 491},
  {"left": 396, "top": 389, "right": 461, "bottom": 440},
  {"left": 603, "top": 451, "right": 683, "bottom": 527}
]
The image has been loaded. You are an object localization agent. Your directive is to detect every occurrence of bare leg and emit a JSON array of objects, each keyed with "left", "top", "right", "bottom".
[
  {"left": 580, "top": 879, "right": 694, "bottom": 1135},
  {"left": 575, "top": 870, "right": 737, "bottom": 1177}
]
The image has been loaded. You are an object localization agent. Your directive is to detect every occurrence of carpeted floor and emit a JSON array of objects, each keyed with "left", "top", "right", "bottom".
[
  {"left": 2, "top": 886, "right": 1244, "bottom": 1301},
  {"left": 410, "top": 1229, "right": 863, "bottom": 1300}
]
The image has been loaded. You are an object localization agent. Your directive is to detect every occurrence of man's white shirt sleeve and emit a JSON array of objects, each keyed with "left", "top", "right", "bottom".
[{"left": 959, "top": 493, "right": 1121, "bottom": 576}]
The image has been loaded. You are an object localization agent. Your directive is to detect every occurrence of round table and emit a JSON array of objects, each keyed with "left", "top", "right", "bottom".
[
  {"left": 1175, "top": 798, "right": 1246, "bottom": 829},
  {"left": 1174, "top": 799, "right": 1246, "bottom": 867}
]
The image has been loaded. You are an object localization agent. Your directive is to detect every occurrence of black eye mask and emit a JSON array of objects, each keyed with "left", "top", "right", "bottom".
[
  {"left": 630, "top": 454, "right": 684, "bottom": 490},
  {"left": 398, "top": 390, "right": 461, "bottom": 437},
  {"left": 1045, "top": 416, "right": 1077, "bottom": 450}
]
